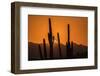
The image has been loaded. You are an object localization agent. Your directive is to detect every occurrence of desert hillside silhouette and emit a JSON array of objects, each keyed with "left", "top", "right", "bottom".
[{"left": 28, "top": 42, "right": 87, "bottom": 60}]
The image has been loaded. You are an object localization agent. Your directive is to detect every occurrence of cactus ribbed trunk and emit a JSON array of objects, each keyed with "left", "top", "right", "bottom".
[{"left": 57, "top": 33, "right": 62, "bottom": 58}]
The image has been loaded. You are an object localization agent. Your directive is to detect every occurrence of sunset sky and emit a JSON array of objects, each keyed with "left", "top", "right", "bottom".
[{"left": 28, "top": 15, "right": 88, "bottom": 46}]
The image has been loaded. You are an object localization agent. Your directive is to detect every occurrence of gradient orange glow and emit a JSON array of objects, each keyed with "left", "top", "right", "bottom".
[{"left": 28, "top": 15, "right": 88, "bottom": 46}]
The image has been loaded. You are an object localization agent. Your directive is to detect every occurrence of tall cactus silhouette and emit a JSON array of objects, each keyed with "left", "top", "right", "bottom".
[
  {"left": 38, "top": 44, "right": 43, "bottom": 59},
  {"left": 67, "top": 24, "right": 70, "bottom": 48},
  {"left": 48, "top": 18, "right": 54, "bottom": 59},
  {"left": 57, "top": 32, "right": 62, "bottom": 58},
  {"left": 66, "top": 24, "right": 71, "bottom": 58},
  {"left": 43, "top": 38, "right": 47, "bottom": 59},
  {"left": 66, "top": 24, "right": 73, "bottom": 58}
]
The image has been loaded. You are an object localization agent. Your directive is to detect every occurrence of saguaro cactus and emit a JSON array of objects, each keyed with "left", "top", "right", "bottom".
[
  {"left": 67, "top": 24, "right": 70, "bottom": 48},
  {"left": 57, "top": 32, "right": 62, "bottom": 58},
  {"left": 48, "top": 18, "right": 54, "bottom": 59},
  {"left": 38, "top": 44, "right": 43, "bottom": 59},
  {"left": 66, "top": 24, "right": 73, "bottom": 58},
  {"left": 43, "top": 38, "right": 47, "bottom": 59}
]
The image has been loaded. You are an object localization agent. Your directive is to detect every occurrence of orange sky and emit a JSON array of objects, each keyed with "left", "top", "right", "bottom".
[{"left": 28, "top": 15, "right": 88, "bottom": 46}]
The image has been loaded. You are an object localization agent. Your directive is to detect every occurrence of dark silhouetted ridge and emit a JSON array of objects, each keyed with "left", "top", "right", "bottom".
[{"left": 28, "top": 42, "right": 88, "bottom": 61}]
